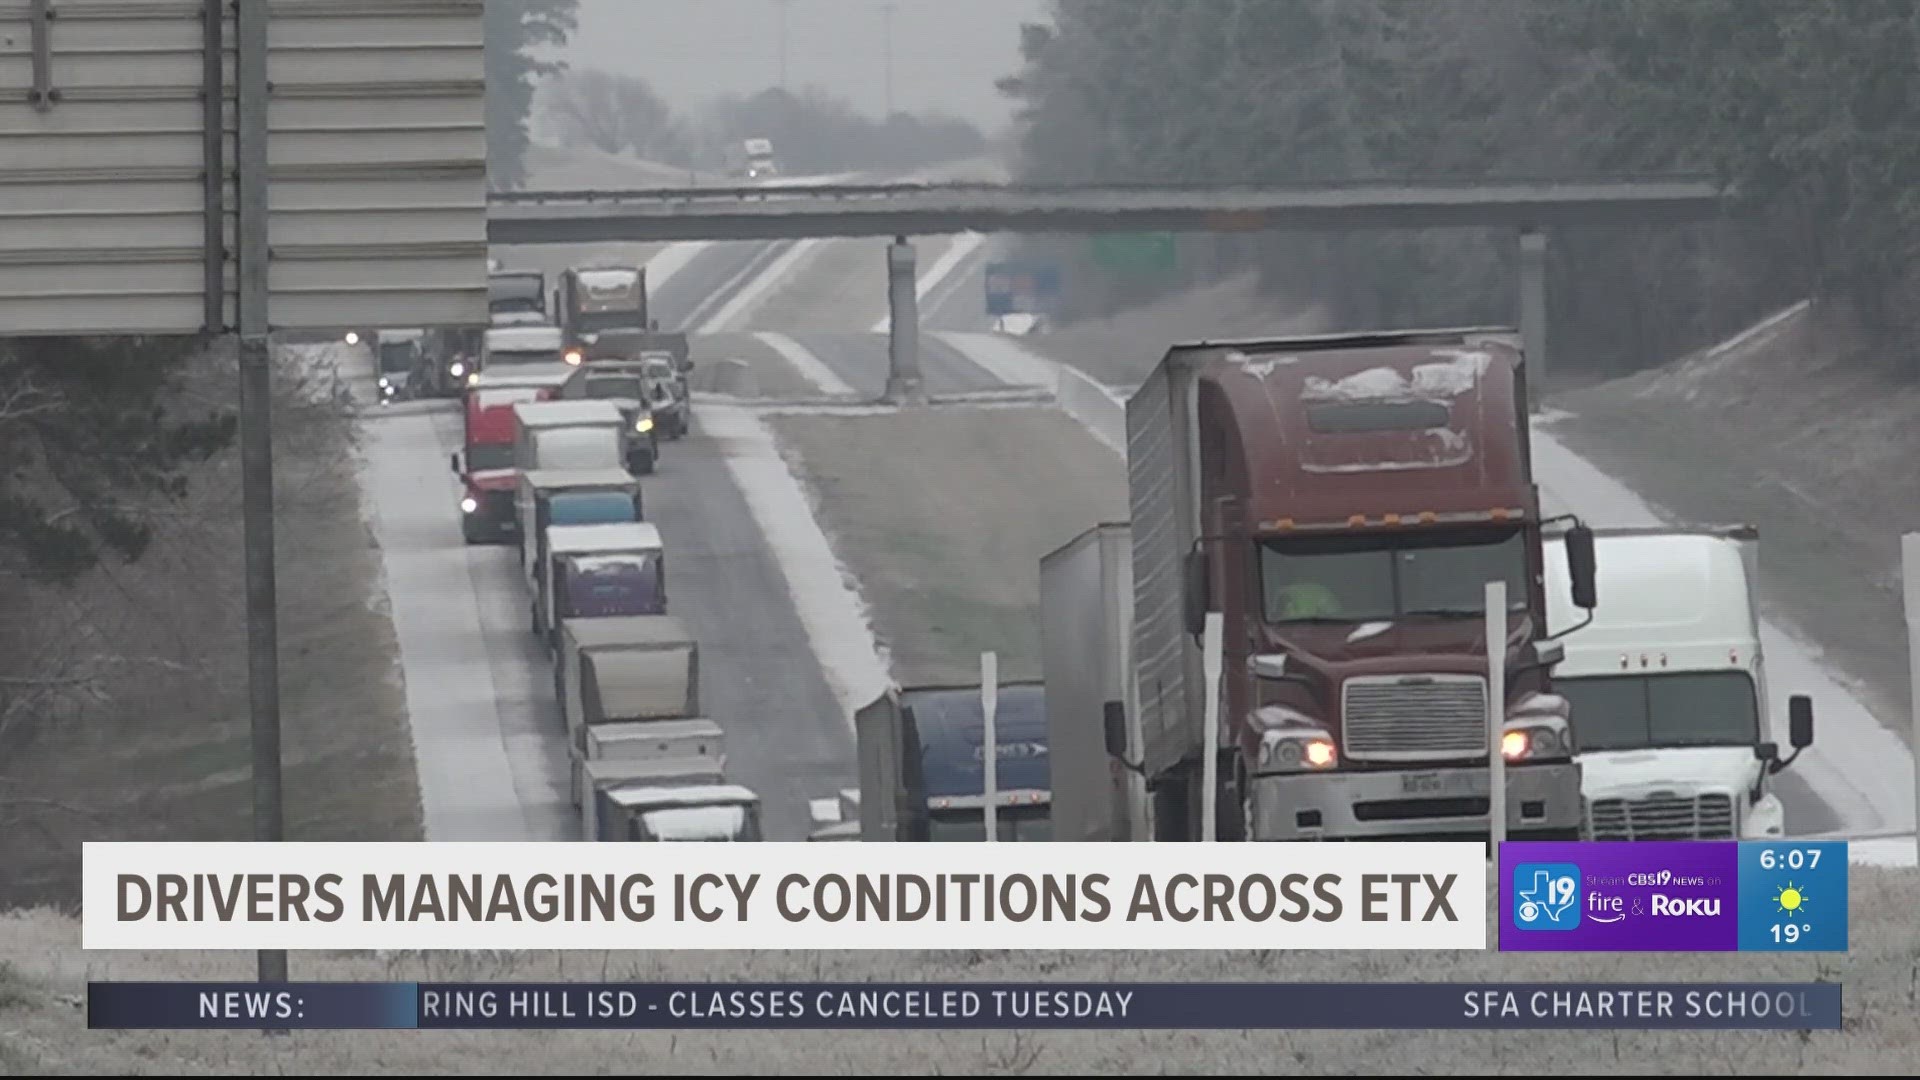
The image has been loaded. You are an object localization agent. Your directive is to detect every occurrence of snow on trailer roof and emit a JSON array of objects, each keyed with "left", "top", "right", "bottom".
[
  {"left": 575, "top": 267, "right": 641, "bottom": 291},
  {"left": 546, "top": 521, "right": 662, "bottom": 554},
  {"left": 605, "top": 783, "right": 760, "bottom": 811},
  {"left": 511, "top": 399, "right": 625, "bottom": 427},
  {"left": 472, "top": 367, "right": 571, "bottom": 390},
  {"left": 487, "top": 325, "right": 564, "bottom": 352},
  {"left": 522, "top": 467, "right": 639, "bottom": 491},
  {"left": 591, "top": 718, "right": 724, "bottom": 743},
  {"left": 561, "top": 614, "right": 693, "bottom": 651}
]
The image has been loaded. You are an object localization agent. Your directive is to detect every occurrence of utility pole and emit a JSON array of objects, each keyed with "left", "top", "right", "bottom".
[
  {"left": 775, "top": 0, "right": 791, "bottom": 90},
  {"left": 881, "top": 2, "right": 895, "bottom": 118},
  {"left": 236, "top": 0, "right": 288, "bottom": 997}
]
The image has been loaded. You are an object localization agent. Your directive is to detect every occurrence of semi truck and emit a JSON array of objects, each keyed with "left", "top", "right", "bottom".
[
  {"left": 488, "top": 268, "right": 547, "bottom": 318},
  {"left": 450, "top": 385, "right": 550, "bottom": 545},
  {"left": 485, "top": 324, "right": 570, "bottom": 371},
  {"left": 555, "top": 360, "right": 662, "bottom": 473},
  {"left": 822, "top": 681, "right": 1053, "bottom": 842},
  {"left": 726, "top": 137, "right": 779, "bottom": 179},
  {"left": 510, "top": 400, "right": 628, "bottom": 477},
  {"left": 1544, "top": 524, "right": 1814, "bottom": 840},
  {"left": 589, "top": 780, "right": 763, "bottom": 842},
  {"left": 554, "top": 265, "right": 692, "bottom": 373},
  {"left": 556, "top": 615, "right": 702, "bottom": 812},
  {"left": 1119, "top": 328, "right": 1598, "bottom": 842}
]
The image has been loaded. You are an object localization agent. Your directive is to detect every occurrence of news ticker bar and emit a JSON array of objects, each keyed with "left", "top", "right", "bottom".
[{"left": 87, "top": 982, "right": 1841, "bottom": 1031}]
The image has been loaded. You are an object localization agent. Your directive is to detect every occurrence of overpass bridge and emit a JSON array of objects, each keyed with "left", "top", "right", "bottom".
[{"left": 487, "top": 177, "right": 1742, "bottom": 405}]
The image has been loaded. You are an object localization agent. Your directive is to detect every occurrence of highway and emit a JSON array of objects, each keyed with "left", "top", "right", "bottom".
[{"left": 351, "top": 147, "right": 1913, "bottom": 849}]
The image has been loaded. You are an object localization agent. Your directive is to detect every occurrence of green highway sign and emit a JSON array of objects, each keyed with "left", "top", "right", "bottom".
[{"left": 1090, "top": 232, "right": 1177, "bottom": 273}]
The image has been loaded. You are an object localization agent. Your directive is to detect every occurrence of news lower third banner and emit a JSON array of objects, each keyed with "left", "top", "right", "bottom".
[
  {"left": 1498, "top": 841, "right": 1849, "bottom": 952},
  {"left": 82, "top": 841, "right": 1487, "bottom": 951},
  {"left": 86, "top": 981, "right": 1842, "bottom": 1031}
]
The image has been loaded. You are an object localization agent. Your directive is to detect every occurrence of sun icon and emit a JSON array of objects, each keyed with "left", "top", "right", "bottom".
[{"left": 1774, "top": 881, "right": 1809, "bottom": 915}]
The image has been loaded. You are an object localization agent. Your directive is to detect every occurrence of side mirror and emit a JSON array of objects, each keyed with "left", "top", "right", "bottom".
[
  {"left": 1564, "top": 523, "right": 1597, "bottom": 610},
  {"left": 1102, "top": 700, "right": 1128, "bottom": 759},
  {"left": 449, "top": 452, "right": 461, "bottom": 474},
  {"left": 1788, "top": 695, "right": 1814, "bottom": 748},
  {"left": 1183, "top": 548, "right": 1210, "bottom": 638}
]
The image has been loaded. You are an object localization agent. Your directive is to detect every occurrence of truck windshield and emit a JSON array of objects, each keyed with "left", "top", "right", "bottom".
[
  {"left": 1557, "top": 671, "right": 1760, "bottom": 751},
  {"left": 927, "top": 805, "right": 1052, "bottom": 842},
  {"left": 532, "top": 428, "right": 621, "bottom": 471},
  {"left": 585, "top": 375, "right": 645, "bottom": 400},
  {"left": 1259, "top": 526, "right": 1528, "bottom": 623},
  {"left": 575, "top": 309, "right": 645, "bottom": 334},
  {"left": 464, "top": 444, "right": 514, "bottom": 472}
]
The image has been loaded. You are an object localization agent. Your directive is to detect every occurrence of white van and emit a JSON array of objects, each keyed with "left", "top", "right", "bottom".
[{"left": 1544, "top": 525, "right": 1813, "bottom": 840}]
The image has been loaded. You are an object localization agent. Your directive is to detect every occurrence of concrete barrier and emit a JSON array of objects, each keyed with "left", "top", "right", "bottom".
[{"left": 1053, "top": 362, "right": 1127, "bottom": 459}]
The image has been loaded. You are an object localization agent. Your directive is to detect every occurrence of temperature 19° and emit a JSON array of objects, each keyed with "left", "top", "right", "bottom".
[
  {"left": 1771, "top": 923, "right": 1812, "bottom": 944},
  {"left": 1759, "top": 848, "right": 1821, "bottom": 872}
]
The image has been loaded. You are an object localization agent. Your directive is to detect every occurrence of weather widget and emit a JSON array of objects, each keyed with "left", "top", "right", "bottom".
[{"left": 1736, "top": 842, "right": 1847, "bottom": 952}]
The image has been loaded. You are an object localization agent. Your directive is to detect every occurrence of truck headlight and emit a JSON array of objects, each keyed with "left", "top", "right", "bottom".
[
  {"left": 635, "top": 416, "right": 654, "bottom": 433},
  {"left": 450, "top": 362, "right": 466, "bottom": 378},
  {"left": 1250, "top": 705, "right": 1338, "bottom": 772},
  {"left": 460, "top": 496, "right": 478, "bottom": 514},
  {"left": 1501, "top": 722, "right": 1570, "bottom": 761},
  {"left": 377, "top": 376, "right": 390, "bottom": 389},
  {"left": 564, "top": 350, "right": 583, "bottom": 366}
]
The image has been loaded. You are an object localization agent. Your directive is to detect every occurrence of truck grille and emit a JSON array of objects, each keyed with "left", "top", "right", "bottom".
[
  {"left": 1586, "top": 793, "right": 1735, "bottom": 840},
  {"left": 1341, "top": 674, "right": 1489, "bottom": 761},
  {"left": 483, "top": 490, "right": 514, "bottom": 522}
]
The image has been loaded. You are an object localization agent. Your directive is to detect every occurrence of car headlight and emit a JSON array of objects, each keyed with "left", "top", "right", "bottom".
[
  {"left": 377, "top": 376, "right": 390, "bottom": 388},
  {"left": 466, "top": 372, "right": 480, "bottom": 386},
  {"left": 460, "top": 496, "right": 478, "bottom": 514},
  {"left": 450, "top": 362, "right": 466, "bottom": 377},
  {"left": 564, "top": 350, "right": 583, "bottom": 366},
  {"left": 636, "top": 416, "right": 654, "bottom": 433},
  {"left": 345, "top": 331, "right": 360, "bottom": 345}
]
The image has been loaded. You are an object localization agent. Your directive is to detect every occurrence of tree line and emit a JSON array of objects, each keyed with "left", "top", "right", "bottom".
[{"left": 994, "top": 0, "right": 1920, "bottom": 381}]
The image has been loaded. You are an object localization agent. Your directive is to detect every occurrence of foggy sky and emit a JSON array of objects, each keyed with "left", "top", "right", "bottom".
[{"left": 552, "top": 0, "right": 1050, "bottom": 135}]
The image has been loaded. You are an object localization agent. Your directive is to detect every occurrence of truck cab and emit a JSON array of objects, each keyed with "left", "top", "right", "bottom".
[
  {"left": 557, "top": 265, "right": 649, "bottom": 352},
  {"left": 833, "top": 681, "right": 1053, "bottom": 841},
  {"left": 1545, "top": 525, "right": 1814, "bottom": 840},
  {"left": 374, "top": 329, "right": 424, "bottom": 403},
  {"left": 1128, "top": 328, "right": 1597, "bottom": 843},
  {"left": 740, "top": 137, "right": 778, "bottom": 179},
  {"left": 488, "top": 269, "right": 547, "bottom": 319},
  {"left": 450, "top": 385, "right": 548, "bottom": 545}
]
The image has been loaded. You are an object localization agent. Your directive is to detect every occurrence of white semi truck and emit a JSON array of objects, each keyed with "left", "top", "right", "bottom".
[{"left": 1544, "top": 524, "right": 1814, "bottom": 840}]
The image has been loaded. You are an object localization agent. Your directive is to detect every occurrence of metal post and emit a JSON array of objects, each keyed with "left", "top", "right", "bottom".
[
  {"left": 201, "top": 0, "right": 225, "bottom": 333},
  {"left": 1485, "top": 581, "right": 1508, "bottom": 853},
  {"left": 1201, "top": 612, "right": 1223, "bottom": 842},
  {"left": 882, "top": 3, "right": 895, "bottom": 118},
  {"left": 1903, "top": 533, "right": 1920, "bottom": 865},
  {"left": 775, "top": 0, "right": 790, "bottom": 91},
  {"left": 237, "top": 0, "right": 286, "bottom": 989},
  {"left": 1518, "top": 227, "right": 1549, "bottom": 413},
  {"left": 981, "top": 651, "right": 998, "bottom": 842},
  {"left": 885, "top": 236, "right": 922, "bottom": 403}
]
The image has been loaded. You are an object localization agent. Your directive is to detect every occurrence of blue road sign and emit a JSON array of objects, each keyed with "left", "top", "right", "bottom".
[{"left": 984, "top": 261, "right": 1062, "bottom": 317}]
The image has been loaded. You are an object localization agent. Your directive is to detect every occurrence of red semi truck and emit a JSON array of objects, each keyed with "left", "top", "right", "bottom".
[
  {"left": 1115, "top": 327, "right": 1598, "bottom": 842},
  {"left": 451, "top": 374, "right": 566, "bottom": 545}
]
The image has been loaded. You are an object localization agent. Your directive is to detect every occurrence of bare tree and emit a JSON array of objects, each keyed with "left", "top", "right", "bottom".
[{"left": 543, "top": 68, "right": 684, "bottom": 162}]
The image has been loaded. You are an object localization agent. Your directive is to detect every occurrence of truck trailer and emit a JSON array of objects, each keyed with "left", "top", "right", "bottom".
[
  {"left": 1544, "top": 524, "right": 1814, "bottom": 840},
  {"left": 1120, "top": 328, "right": 1598, "bottom": 842}
]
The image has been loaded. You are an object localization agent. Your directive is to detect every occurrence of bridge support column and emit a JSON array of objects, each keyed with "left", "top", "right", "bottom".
[
  {"left": 884, "top": 235, "right": 924, "bottom": 404},
  {"left": 1518, "top": 226, "right": 1548, "bottom": 413}
]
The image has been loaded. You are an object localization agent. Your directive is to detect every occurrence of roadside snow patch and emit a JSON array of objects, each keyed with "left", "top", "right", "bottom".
[{"left": 697, "top": 402, "right": 892, "bottom": 722}]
